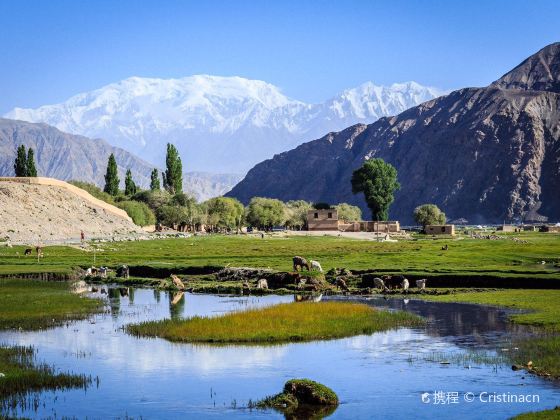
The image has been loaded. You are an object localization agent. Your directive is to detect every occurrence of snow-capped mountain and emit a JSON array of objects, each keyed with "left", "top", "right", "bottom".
[{"left": 6, "top": 76, "right": 444, "bottom": 173}]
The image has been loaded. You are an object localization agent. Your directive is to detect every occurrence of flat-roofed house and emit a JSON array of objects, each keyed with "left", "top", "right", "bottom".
[
  {"left": 307, "top": 209, "right": 339, "bottom": 231},
  {"left": 425, "top": 224, "right": 455, "bottom": 235}
]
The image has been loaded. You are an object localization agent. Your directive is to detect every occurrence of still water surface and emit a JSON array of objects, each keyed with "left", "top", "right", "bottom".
[{"left": 1, "top": 288, "right": 558, "bottom": 419}]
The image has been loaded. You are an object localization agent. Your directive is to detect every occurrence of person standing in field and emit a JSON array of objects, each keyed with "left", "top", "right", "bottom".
[{"left": 80, "top": 230, "right": 85, "bottom": 245}]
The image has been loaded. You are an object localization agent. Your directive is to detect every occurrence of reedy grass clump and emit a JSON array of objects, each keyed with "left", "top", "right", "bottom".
[
  {"left": 0, "top": 345, "right": 92, "bottom": 413},
  {"left": 0, "top": 279, "right": 103, "bottom": 330},
  {"left": 127, "top": 301, "right": 423, "bottom": 343}
]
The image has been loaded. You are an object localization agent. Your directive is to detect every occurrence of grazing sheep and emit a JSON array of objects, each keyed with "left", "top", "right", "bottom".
[
  {"left": 416, "top": 279, "right": 427, "bottom": 290},
  {"left": 373, "top": 277, "right": 387, "bottom": 291},
  {"left": 401, "top": 278, "right": 409, "bottom": 291},
  {"left": 293, "top": 256, "right": 310, "bottom": 271},
  {"left": 171, "top": 274, "right": 185, "bottom": 289},
  {"left": 257, "top": 278, "right": 268, "bottom": 289},
  {"left": 310, "top": 260, "right": 323, "bottom": 272}
]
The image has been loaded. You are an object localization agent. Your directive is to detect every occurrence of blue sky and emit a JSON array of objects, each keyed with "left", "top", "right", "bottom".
[{"left": 0, "top": 0, "right": 559, "bottom": 113}]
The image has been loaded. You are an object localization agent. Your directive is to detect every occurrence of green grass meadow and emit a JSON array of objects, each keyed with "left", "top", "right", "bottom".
[{"left": 1, "top": 232, "right": 559, "bottom": 283}]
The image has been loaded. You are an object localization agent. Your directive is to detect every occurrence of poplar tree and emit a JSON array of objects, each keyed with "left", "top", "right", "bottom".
[
  {"left": 14, "top": 145, "right": 28, "bottom": 177},
  {"left": 150, "top": 168, "right": 161, "bottom": 190},
  {"left": 104, "top": 153, "right": 120, "bottom": 196},
  {"left": 164, "top": 143, "right": 183, "bottom": 194},
  {"left": 124, "top": 169, "right": 137, "bottom": 196},
  {"left": 26, "top": 148, "right": 38, "bottom": 177}
]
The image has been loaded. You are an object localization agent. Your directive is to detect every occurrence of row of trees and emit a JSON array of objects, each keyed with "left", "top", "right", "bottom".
[
  {"left": 103, "top": 143, "right": 183, "bottom": 197},
  {"left": 13, "top": 145, "right": 38, "bottom": 177},
  {"left": 99, "top": 145, "right": 444, "bottom": 230},
  {"left": 155, "top": 194, "right": 362, "bottom": 232}
]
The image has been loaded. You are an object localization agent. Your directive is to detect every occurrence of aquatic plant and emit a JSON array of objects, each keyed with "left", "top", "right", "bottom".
[
  {"left": 127, "top": 301, "right": 424, "bottom": 343},
  {"left": 0, "top": 346, "right": 92, "bottom": 414}
]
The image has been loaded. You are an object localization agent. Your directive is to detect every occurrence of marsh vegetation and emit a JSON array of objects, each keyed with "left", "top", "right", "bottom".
[{"left": 127, "top": 301, "right": 424, "bottom": 343}]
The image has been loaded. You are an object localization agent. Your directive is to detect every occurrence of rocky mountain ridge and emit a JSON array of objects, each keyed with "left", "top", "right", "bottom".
[{"left": 227, "top": 43, "right": 560, "bottom": 224}]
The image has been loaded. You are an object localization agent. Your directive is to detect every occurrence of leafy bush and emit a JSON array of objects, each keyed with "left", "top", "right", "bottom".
[
  {"left": 117, "top": 200, "right": 156, "bottom": 226},
  {"left": 69, "top": 181, "right": 116, "bottom": 205},
  {"left": 132, "top": 190, "right": 171, "bottom": 211}
]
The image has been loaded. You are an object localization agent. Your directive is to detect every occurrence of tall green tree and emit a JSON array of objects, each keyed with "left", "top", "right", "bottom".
[
  {"left": 164, "top": 143, "right": 183, "bottom": 194},
  {"left": 124, "top": 169, "right": 137, "bottom": 196},
  {"left": 150, "top": 168, "right": 161, "bottom": 190},
  {"left": 204, "top": 197, "right": 244, "bottom": 232},
  {"left": 413, "top": 204, "right": 446, "bottom": 229},
  {"left": 245, "top": 197, "right": 286, "bottom": 230},
  {"left": 103, "top": 153, "right": 120, "bottom": 196},
  {"left": 14, "top": 145, "right": 28, "bottom": 177},
  {"left": 351, "top": 158, "right": 400, "bottom": 221},
  {"left": 26, "top": 148, "right": 38, "bottom": 177},
  {"left": 335, "top": 203, "right": 362, "bottom": 222},
  {"left": 284, "top": 200, "right": 312, "bottom": 230}
]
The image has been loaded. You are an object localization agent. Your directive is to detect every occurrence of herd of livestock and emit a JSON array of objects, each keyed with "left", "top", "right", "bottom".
[{"left": 293, "top": 256, "right": 427, "bottom": 292}]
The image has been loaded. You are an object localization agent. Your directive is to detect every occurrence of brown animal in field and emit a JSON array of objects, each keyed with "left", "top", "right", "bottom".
[
  {"left": 24, "top": 248, "right": 32, "bottom": 256},
  {"left": 335, "top": 277, "right": 349, "bottom": 292},
  {"left": 293, "top": 256, "right": 310, "bottom": 271}
]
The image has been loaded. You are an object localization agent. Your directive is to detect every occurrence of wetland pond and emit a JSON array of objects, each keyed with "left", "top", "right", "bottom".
[{"left": 1, "top": 286, "right": 559, "bottom": 419}]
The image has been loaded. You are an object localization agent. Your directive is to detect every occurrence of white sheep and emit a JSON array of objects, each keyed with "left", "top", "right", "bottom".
[
  {"left": 416, "top": 279, "right": 427, "bottom": 290},
  {"left": 401, "top": 278, "right": 409, "bottom": 291},
  {"left": 310, "top": 260, "right": 323, "bottom": 272},
  {"left": 373, "top": 277, "right": 387, "bottom": 291}
]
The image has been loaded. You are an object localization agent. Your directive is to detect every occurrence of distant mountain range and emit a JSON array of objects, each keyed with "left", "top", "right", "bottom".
[
  {"left": 0, "top": 118, "right": 240, "bottom": 201},
  {"left": 5, "top": 77, "right": 444, "bottom": 173},
  {"left": 227, "top": 43, "right": 560, "bottom": 224}
]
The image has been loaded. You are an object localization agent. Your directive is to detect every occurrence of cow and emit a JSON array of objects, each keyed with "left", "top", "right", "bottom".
[
  {"left": 24, "top": 248, "right": 32, "bottom": 256},
  {"left": 310, "top": 260, "right": 323, "bottom": 272},
  {"left": 293, "top": 256, "right": 310, "bottom": 271},
  {"left": 257, "top": 279, "right": 268, "bottom": 289},
  {"left": 98, "top": 267, "right": 108, "bottom": 278},
  {"left": 416, "top": 279, "right": 427, "bottom": 290},
  {"left": 116, "top": 265, "right": 129, "bottom": 279}
]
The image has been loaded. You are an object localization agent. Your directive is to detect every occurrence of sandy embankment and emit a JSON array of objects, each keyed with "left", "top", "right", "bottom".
[{"left": 0, "top": 178, "right": 144, "bottom": 244}]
